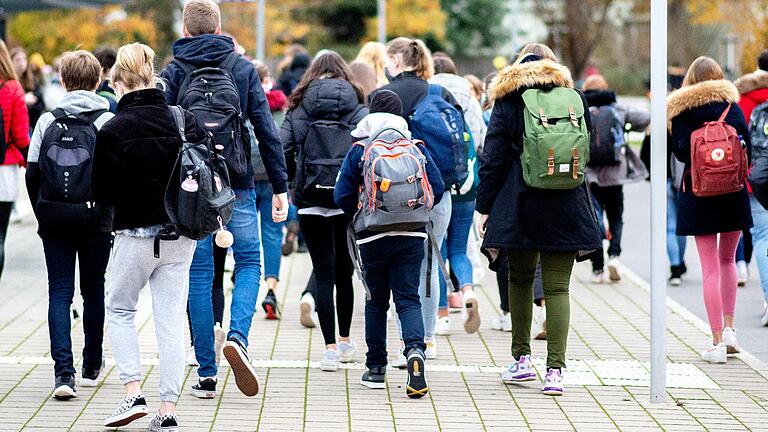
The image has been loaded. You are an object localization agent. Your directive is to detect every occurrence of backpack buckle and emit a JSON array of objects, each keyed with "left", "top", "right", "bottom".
[
  {"left": 547, "top": 149, "right": 555, "bottom": 176},
  {"left": 539, "top": 109, "right": 550, "bottom": 128},
  {"left": 406, "top": 199, "right": 418, "bottom": 207},
  {"left": 569, "top": 106, "right": 579, "bottom": 127},
  {"left": 407, "top": 175, "right": 417, "bottom": 184}
]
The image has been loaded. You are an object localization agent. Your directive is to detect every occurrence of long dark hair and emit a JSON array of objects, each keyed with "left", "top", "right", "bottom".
[{"left": 287, "top": 51, "right": 364, "bottom": 111}]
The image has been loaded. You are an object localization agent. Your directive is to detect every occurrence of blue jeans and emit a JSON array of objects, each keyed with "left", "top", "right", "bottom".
[
  {"left": 360, "top": 236, "right": 426, "bottom": 369},
  {"left": 667, "top": 180, "right": 687, "bottom": 266},
  {"left": 750, "top": 195, "right": 768, "bottom": 299},
  {"left": 439, "top": 198, "right": 475, "bottom": 309},
  {"left": 254, "top": 181, "right": 282, "bottom": 280},
  {"left": 41, "top": 231, "right": 112, "bottom": 378},
  {"left": 189, "top": 188, "right": 262, "bottom": 378}
]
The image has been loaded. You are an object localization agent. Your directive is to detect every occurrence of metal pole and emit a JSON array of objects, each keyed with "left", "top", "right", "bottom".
[
  {"left": 650, "top": 0, "right": 668, "bottom": 404},
  {"left": 377, "top": 0, "right": 386, "bottom": 44},
  {"left": 256, "top": 0, "right": 265, "bottom": 61}
]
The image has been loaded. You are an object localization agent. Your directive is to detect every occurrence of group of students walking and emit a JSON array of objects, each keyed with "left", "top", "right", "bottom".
[{"left": 0, "top": 0, "right": 765, "bottom": 430}]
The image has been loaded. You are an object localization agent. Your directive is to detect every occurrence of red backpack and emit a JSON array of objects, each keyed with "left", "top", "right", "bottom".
[{"left": 689, "top": 105, "right": 748, "bottom": 197}]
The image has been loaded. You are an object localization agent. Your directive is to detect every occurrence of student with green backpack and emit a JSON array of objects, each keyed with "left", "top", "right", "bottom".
[{"left": 476, "top": 43, "right": 601, "bottom": 396}]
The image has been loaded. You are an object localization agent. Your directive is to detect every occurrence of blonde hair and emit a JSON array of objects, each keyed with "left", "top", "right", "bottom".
[
  {"left": 355, "top": 41, "right": 388, "bottom": 86},
  {"left": 582, "top": 74, "right": 609, "bottom": 92},
  {"left": 386, "top": 37, "right": 434, "bottom": 80},
  {"left": 0, "top": 40, "right": 18, "bottom": 82},
  {"left": 60, "top": 50, "right": 102, "bottom": 92},
  {"left": 112, "top": 43, "right": 156, "bottom": 90},
  {"left": 183, "top": 0, "right": 221, "bottom": 36},
  {"left": 683, "top": 56, "right": 724, "bottom": 87},
  {"left": 518, "top": 43, "right": 557, "bottom": 62}
]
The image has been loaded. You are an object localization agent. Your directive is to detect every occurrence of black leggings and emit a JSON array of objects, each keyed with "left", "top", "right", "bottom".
[
  {"left": 0, "top": 202, "right": 12, "bottom": 282},
  {"left": 299, "top": 213, "right": 354, "bottom": 346},
  {"left": 187, "top": 244, "right": 227, "bottom": 345}
]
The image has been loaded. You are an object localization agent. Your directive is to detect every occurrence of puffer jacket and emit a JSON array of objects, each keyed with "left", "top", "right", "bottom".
[
  {"left": 280, "top": 78, "right": 368, "bottom": 208},
  {"left": 668, "top": 79, "right": 753, "bottom": 236},
  {"left": 475, "top": 59, "right": 601, "bottom": 269},
  {"left": 0, "top": 80, "right": 30, "bottom": 166}
]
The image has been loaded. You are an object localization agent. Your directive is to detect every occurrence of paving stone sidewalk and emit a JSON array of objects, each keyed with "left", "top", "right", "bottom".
[{"left": 0, "top": 217, "right": 767, "bottom": 432}]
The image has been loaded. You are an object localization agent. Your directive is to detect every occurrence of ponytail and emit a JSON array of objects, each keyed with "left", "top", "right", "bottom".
[
  {"left": 112, "top": 43, "right": 157, "bottom": 91},
  {"left": 386, "top": 37, "right": 434, "bottom": 80}
]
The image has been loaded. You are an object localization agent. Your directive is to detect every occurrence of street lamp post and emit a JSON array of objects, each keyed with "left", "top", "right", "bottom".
[
  {"left": 377, "top": 0, "right": 386, "bottom": 44},
  {"left": 649, "top": 0, "right": 668, "bottom": 404},
  {"left": 256, "top": 0, "right": 265, "bottom": 60}
]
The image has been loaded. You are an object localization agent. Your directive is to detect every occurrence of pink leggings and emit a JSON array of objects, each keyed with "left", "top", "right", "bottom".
[{"left": 694, "top": 231, "right": 741, "bottom": 334}]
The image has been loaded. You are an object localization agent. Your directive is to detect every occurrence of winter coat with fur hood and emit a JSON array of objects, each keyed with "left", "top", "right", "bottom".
[
  {"left": 475, "top": 59, "right": 601, "bottom": 269},
  {"left": 668, "top": 79, "right": 753, "bottom": 236},
  {"left": 735, "top": 69, "right": 768, "bottom": 123}
]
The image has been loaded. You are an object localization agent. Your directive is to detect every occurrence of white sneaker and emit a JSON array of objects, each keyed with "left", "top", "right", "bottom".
[
  {"left": 186, "top": 346, "right": 198, "bottom": 367},
  {"left": 462, "top": 289, "right": 481, "bottom": 334},
  {"left": 338, "top": 341, "right": 359, "bottom": 363},
  {"left": 701, "top": 342, "right": 727, "bottom": 364},
  {"left": 762, "top": 300, "right": 768, "bottom": 327},
  {"left": 214, "top": 324, "right": 226, "bottom": 366},
  {"left": 722, "top": 327, "right": 741, "bottom": 354},
  {"left": 737, "top": 261, "right": 749, "bottom": 287},
  {"left": 320, "top": 349, "right": 340, "bottom": 372},
  {"left": 435, "top": 316, "right": 451, "bottom": 336},
  {"left": 491, "top": 313, "right": 512, "bottom": 332},
  {"left": 591, "top": 271, "right": 605, "bottom": 284},
  {"left": 299, "top": 292, "right": 316, "bottom": 328},
  {"left": 501, "top": 355, "right": 537, "bottom": 383},
  {"left": 391, "top": 351, "right": 407, "bottom": 369},
  {"left": 531, "top": 305, "right": 547, "bottom": 340},
  {"left": 607, "top": 257, "right": 622, "bottom": 282},
  {"left": 424, "top": 339, "right": 437, "bottom": 360}
]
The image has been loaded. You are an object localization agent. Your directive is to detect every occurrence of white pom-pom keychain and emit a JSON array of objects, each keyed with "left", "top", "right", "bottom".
[{"left": 214, "top": 216, "right": 234, "bottom": 248}]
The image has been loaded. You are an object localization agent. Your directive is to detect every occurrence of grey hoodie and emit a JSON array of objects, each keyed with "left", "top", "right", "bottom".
[
  {"left": 429, "top": 73, "right": 487, "bottom": 153},
  {"left": 28, "top": 90, "right": 114, "bottom": 164}
]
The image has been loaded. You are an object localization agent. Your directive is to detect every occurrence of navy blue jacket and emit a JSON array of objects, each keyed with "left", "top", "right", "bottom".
[
  {"left": 335, "top": 139, "right": 444, "bottom": 239},
  {"left": 160, "top": 34, "right": 288, "bottom": 193}
]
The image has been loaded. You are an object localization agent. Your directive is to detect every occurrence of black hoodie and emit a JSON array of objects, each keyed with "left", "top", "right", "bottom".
[
  {"left": 160, "top": 34, "right": 287, "bottom": 193},
  {"left": 277, "top": 54, "right": 311, "bottom": 97}
]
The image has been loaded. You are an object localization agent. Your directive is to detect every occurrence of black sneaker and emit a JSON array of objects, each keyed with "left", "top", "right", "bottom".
[
  {"left": 191, "top": 377, "right": 217, "bottom": 399},
  {"left": 149, "top": 412, "right": 179, "bottom": 432},
  {"left": 262, "top": 289, "right": 281, "bottom": 320},
  {"left": 223, "top": 337, "right": 260, "bottom": 397},
  {"left": 81, "top": 358, "right": 105, "bottom": 387},
  {"left": 360, "top": 367, "right": 386, "bottom": 389},
  {"left": 103, "top": 393, "right": 148, "bottom": 427},
  {"left": 406, "top": 348, "right": 429, "bottom": 399},
  {"left": 680, "top": 261, "right": 688, "bottom": 275},
  {"left": 53, "top": 375, "right": 77, "bottom": 400}
]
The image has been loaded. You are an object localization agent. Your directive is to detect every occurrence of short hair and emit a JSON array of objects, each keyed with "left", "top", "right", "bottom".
[
  {"left": 183, "top": 0, "right": 221, "bottom": 36},
  {"left": 758, "top": 49, "right": 768, "bottom": 72},
  {"left": 582, "top": 74, "right": 609, "bottom": 92},
  {"left": 93, "top": 46, "right": 117, "bottom": 74},
  {"left": 683, "top": 56, "right": 724, "bottom": 87},
  {"left": 433, "top": 54, "right": 458, "bottom": 75},
  {"left": 60, "top": 50, "right": 102, "bottom": 91}
]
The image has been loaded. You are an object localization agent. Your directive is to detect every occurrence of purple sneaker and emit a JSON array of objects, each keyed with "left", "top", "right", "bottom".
[
  {"left": 501, "top": 355, "right": 537, "bottom": 383},
  {"left": 542, "top": 368, "right": 564, "bottom": 396}
]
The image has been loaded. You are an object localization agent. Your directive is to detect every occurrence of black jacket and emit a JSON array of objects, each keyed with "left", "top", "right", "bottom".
[
  {"left": 369, "top": 71, "right": 459, "bottom": 119},
  {"left": 160, "top": 34, "right": 288, "bottom": 193},
  {"left": 276, "top": 54, "right": 311, "bottom": 97},
  {"left": 668, "top": 79, "right": 753, "bottom": 236},
  {"left": 281, "top": 78, "right": 368, "bottom": 208},
  {"left": 475, "top": 60, "right": 601, "bottom": 269},
  {"left": 92, "top": 88, "right": 205, "bottom": 231}
]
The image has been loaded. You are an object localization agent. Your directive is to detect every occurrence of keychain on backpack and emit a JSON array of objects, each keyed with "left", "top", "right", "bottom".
[{"left": 215, "top": 216, "right": 234, "bottom": 248}]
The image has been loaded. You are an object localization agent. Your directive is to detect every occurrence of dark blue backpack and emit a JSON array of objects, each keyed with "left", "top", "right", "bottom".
[{"left": 410, "top": 84, "right": 469, "bottom": 190}]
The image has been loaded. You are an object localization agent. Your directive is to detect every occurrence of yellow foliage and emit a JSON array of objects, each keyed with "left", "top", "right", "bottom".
[
  {"left": 364, "top": 0, "right": 446, "bottom": 42},
  {"left": 8, "top": 6, "right": 157, "bottom": 62},
  {"left": 220, "top": 1, "right": 314, "bottom": 58}
]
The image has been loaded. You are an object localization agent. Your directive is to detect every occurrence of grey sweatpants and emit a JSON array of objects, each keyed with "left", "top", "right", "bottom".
[{"left": 107, "top": 233, "right": 196, "bottom": 402}]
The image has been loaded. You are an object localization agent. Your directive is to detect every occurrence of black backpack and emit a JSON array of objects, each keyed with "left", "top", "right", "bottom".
[
  {"left": 294, "top": 107, "right": 364, "bottom": 208},
  {"left": 35, "top": 108, "right": 109, "bottom": 228},
  {"left": 175, "top": 53, "right": 250, "bottom": 179},
  {"left": 0, "top": 82, "right": 6, "bottom": 165},
  {"left": 588, "top": 104, "right": 625, "bottom": 167},
  {"left": 162, "top": 106, "right": 236, "bottom": 245}
]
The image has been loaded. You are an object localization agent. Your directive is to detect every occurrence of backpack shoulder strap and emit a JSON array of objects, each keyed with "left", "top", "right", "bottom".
[
  {"left": 174, "top": 59, "right": 197, "bottom": 105},
  {"left": 51, "top": 108, "right": 69, "bottom": 120},
  {"left": 427, "top": 84, "right": 442, "bottom": 97},
  {"left": 719, "top": 104, "right": 732, "bottom": 123},
  {"left": 169, "top": 106, "right": 187, "bottom": 142},
  {"left": 220, "top": 52, "right": 240, "bottom": 74}
]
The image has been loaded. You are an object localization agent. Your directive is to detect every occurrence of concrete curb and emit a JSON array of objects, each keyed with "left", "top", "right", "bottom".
[{"left": 617, "top": 261, "right": 768, "bottom": 381}]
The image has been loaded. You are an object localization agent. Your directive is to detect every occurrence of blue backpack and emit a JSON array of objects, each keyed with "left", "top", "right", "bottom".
[{"left": 410, "top": 84, "right": 469, "bottom": 190}]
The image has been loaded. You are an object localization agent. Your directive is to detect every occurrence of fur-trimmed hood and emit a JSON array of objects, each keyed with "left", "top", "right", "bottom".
[
  {"left": 735, "top": 70, "right": 768, "bottom": 95},
  {"left": 489, "top": 60, "right": 574, "bottom": 101},
  {"left": 667, "top": 79, "right": 740, "bottom": 123}
]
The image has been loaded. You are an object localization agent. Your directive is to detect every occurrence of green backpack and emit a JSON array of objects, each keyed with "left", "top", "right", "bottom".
[{"left": 520, "top": 87, "right": 590, "bottom": 189}]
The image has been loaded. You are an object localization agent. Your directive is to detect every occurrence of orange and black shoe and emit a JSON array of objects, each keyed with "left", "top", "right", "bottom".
[
  {"left": 405, "top": 348, "right": 429, "bottom": 399},
  {"left": 262, "top": 289, "right": 281, "bottom": 320}
]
